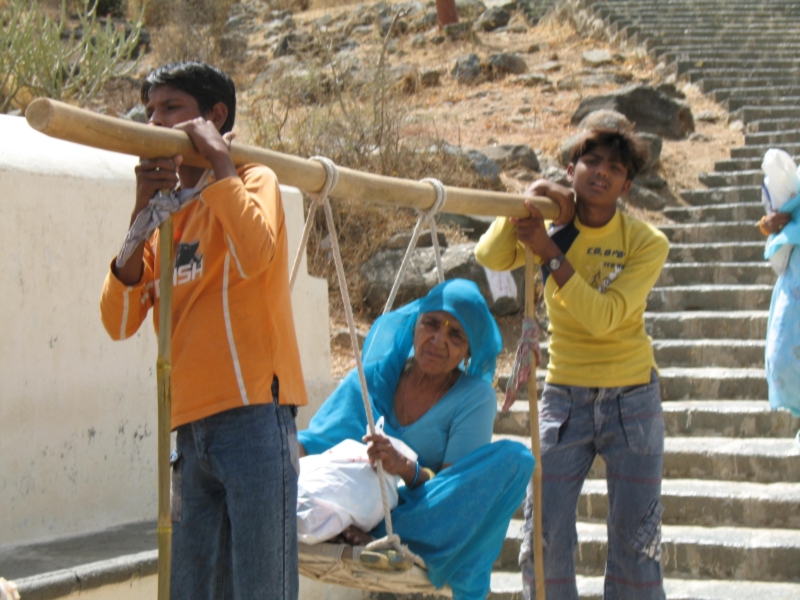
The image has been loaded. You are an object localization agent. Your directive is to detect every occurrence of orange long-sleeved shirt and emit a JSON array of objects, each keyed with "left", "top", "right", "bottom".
[{"left": 100, "top": 164, "right": 308, "bottom": 428}]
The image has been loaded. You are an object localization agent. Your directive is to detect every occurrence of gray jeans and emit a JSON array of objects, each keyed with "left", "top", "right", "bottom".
[{"left": 521, "top": 372, "right": 666, "bottom": 600}]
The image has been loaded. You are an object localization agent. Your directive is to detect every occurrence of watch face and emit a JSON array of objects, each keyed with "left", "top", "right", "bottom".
[{"left": 549, "top": 257, "right": 561, "bottom": 270}]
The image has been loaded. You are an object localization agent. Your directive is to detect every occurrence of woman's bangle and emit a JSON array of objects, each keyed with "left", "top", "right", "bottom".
[
  {"left": 410, "top": 460, "right": 420, "bottom": 488},
  {"left": 759, "top": 215, "right": 770, "bottom": 236},
  {"left": 421, "top": 467, "right": 436, "bottom": 481}
]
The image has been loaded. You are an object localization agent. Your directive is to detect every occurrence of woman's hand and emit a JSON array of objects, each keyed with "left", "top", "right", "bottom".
[
  {"left": 363, "top": 434, "right": 412, "bottom": 477},
  {"left": 761, "top": 211, "right": 792, "bottom": 234}
]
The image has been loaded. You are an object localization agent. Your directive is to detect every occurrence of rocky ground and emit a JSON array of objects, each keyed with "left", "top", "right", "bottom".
[{"left": 95, "top": 0, "right": 748, "bottom": 375}]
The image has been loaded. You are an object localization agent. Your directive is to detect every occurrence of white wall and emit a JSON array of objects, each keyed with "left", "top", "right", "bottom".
[{"left": 0, "top": 115, "right": 332, "bottom": 549}]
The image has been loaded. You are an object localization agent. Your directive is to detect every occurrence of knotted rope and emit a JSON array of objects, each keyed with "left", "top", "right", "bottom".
[
  {"left": 382, "top": 178, "right": 447, "bottom": 314},
  {"left": 289, "top": 156, "right": 423, "bottom": 569}
]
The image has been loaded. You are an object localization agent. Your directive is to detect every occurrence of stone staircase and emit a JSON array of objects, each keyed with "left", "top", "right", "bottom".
[{"left": 476, "top": 0, "right": 800, "bottom": 598}]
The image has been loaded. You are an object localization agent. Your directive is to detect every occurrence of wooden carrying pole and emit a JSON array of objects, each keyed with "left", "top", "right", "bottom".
[
  {"left": 25, "top": 98, "right": 559, "bottom": 221},
  {"left": 25, "top": 97, "right": 554, "bottom": 599},
  {"left": 156, "top": 217, "right": 174, "bottom": 600},
  {"left": 525, "top": 248, "right": 546, "bottom": 600}
]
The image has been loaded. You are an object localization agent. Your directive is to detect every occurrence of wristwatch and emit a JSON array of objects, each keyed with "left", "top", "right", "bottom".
[{"left": 548, "top": 253, "right": 566, "bottom": 272}]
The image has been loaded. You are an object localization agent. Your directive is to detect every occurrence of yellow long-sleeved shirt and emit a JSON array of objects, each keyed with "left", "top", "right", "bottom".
[
  {"left": 475, "top": 212, "right": 669, "bottom": 388},
  {"left": 100, "top": 164, "right": 308, "bottom": 428}
]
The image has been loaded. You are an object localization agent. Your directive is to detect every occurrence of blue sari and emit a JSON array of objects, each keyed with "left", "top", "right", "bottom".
[{"left": 299, "top": 280, "right": 534, "bottom": 599}]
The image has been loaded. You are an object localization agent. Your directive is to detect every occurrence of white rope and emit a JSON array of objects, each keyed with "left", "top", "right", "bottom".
[
  {"left": 382, "top": 178, "right": 447, "bottom": 314},
  {"left": 289, "top": 156, "right": 339, "bottom": 291},
  {"left": 293, "top": 156, "right": 422, "bottom": 566}
]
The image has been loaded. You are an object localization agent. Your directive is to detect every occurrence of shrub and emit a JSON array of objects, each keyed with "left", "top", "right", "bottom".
[{"left": 0, "top": 0, "right": 144, "bottom": 113}]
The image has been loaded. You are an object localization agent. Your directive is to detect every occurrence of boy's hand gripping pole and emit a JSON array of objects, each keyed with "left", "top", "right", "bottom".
[{"left": 525, "top": 247, "right": 546, "bottom": 600}]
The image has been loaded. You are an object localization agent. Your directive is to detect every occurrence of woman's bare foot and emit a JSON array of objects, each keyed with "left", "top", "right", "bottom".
[{"left": 331, "top": 525, "right": 373, "bottom": 546}]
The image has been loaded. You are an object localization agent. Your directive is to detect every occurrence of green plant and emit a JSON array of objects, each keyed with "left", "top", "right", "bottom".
[{"left": 0, "top": 0, "right": 144, "bottom": 113}]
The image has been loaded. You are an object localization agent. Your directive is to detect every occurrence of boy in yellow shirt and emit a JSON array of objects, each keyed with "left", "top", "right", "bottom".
[
  {"left": 475, "top": 127, "right": 669, "bottom": 600},
  {"left": 100, "top": 62, "right": 307, "bottom": 599}
]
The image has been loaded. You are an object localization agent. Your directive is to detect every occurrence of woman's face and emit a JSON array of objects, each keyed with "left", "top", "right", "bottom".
[{"left": 413, "top": 311, "right": 470, "bottom": 376}]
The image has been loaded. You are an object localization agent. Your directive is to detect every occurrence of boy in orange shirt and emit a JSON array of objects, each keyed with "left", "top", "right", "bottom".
[{"left": 100, "top": 62, "right": 307, "bottom": 599}]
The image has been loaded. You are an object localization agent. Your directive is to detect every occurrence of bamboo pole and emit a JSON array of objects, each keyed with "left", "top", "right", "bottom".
[
  {"left": 24, "top": 98, "right": 559, "bottom": 220},
  {"left": 525, "top": 248, "right": 546, "bottom": 600},
  {"left": 156, "top": 217, "right": 174, "bottom": 600}
]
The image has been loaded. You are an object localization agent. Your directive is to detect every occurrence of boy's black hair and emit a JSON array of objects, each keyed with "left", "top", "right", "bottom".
[
  {"left": 569, "top": 126, "right": 649, "bottom": 181},
  {"left": 141, "top": 62, "right": 236, "bottom": 134}
]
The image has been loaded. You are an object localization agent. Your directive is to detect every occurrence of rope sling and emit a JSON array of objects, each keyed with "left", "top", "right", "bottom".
[
  {"left": 290, "top": 158, "right": 453, "bottom": 593},
  {"left": 24, "top": 97, "right": 549, "bottom": 600}
]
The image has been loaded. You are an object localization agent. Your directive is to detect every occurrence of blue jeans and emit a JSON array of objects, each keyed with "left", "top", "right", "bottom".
[
  {"left": 521, "top": 372, "right": 665, "bottom": 600},
  {"left": 170, "top": 379, "right": 300, "bottom": 600}
]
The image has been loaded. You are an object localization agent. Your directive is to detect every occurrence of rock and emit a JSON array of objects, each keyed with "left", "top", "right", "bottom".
[
  {"left": 579, "top": 109, "right": 631, "bottom": 130},
  {"left": 444, "top": 21, "right": 474, "bottom": 41},
  {"left": 484, "top": 0, "right": 516, "bottom": 10},
  {"left": 420, "top": 69, "right": 441, "bottom": 87},
  {"left": 624, "top": 183, "right": 666, "bottom": 211},
  {"left": 695, "top": 110, "right": 720, "bottom": 123},
  {"left": 515, "top": 72, "right": 550, "bottom": 87},
  {"left": 274, "top": 32, "right": 312, "bottom": 58},
  {"left": 541, "top": 166, "right": 570, "bottom": 186},
  {"left": 219, "top": 33, "right": 248, "bottom": 58},
  {"left": 571, "top": 85, "right": 695, "bottom": 140},
  {"left": 377, "top": 16, "right": 409, "bottom": 37},
  {"left": 537, "top": 60, "right": 561, "bottom": 72},
  {"left": 411, "top": 33, "right": 427, "bottom": 47},
  {"left": 474, "top": 7, "right": 511, "bottom": 31},
  {"left": 465, "top": 149, "right": 501, "bottom": 186},
  {"left": 125, "top": 105, "right": 147, "bottom": 123},
  {"left": 436, "top": 214, "right": 496, "bottom": 240},
  {"left": 635, "top": 172, "right": 668, "bottom": 189},
  {"left": 456, "top": 0, "right": 487, "bottom": 20},
  {"left": 386, "top": 230, "right": 448, "bottom": 250},
  {"left": 655, "top": 82, "right": 685, "bottom": 100},
  {"left": 689, "top": 132, "right": 712, "bottom": 142},
  {"left": 729, "top": 119, "right": 745, "bottom": 132},
  {"left": 478, "top": 144, "right": 539, "bottom": 171},
  {"left": 331, "top": 327, "right": 368, "bottom": 349},
  {"left": 487, "top": 52, "right": 528, "bottom": 76},
  {"left": 451, "top": 53, "right": 483, "bottom": 84},
  {"left": 582, "top": 49, "right": 613, "bottom": 66}
]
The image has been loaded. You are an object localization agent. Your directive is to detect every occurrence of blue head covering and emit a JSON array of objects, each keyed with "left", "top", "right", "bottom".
[{"left": 362, "top": 279, "right": 502, "bottom": 383}]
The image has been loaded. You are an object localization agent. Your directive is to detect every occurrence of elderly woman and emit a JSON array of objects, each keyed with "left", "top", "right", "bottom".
[{"left": 298, "top": 279, "right": 534, "bottom": 600}]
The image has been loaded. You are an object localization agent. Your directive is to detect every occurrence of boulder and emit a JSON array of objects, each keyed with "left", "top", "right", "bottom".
[
  {"left": 487, "top": 53, "right": 528, "bottom": 76},
  {"left": 581, "top": 49, "right": 613, "bottom": 66},
  {"left": 478, "top": 144, "right": 539, "bottom": 171},
  {"left": 465, "top": 149, "right": 501, "bottom": 186},
  {"left": 359, "top": 243, "right": 524, "bottom": 316},
  {"left": 624, "top": 183, "right": 667, "bottom": 211},
  {"left": 456, "top": 0, "right": 488, "bottom": 20},
  {"left": 515, "top": 72, "right": 550, "bottom": 87},
  {"left": 571, "top": 85, "right": 695, "bottom": 139},
  {"left": 436, "top": 214, "right": 496, "bottom": 240},
  {"left": 578, "top": 108, "right": 630, "bottom": 130},
  {"left": 452, "top": 54, "right": 482, "bottom": 84},
  {"left": 385, "top": 231, "right": 448, "bottom": 250},
  {"left": 474, "top": 7, "right": 511, "bottom": 31}
]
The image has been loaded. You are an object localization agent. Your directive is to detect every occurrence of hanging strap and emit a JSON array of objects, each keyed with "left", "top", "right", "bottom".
[
  {"left": 382, "top": 178, "right": 447, "bottom": 314},
  {"left": 289, "top": 156, "right": 423, "bottom": 568}
]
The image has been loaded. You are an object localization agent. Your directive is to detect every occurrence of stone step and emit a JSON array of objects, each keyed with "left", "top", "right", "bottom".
[
  {"left": 498, "top": 520, "right": 800, "bottom": 581},
  {"left": 663, "top": 400, "right": 800, "bottom": 438},
  {"left": 659, "top": 366, "right": 767, "bottom": 399},
  {"left": 703, "top": 79, "right": 800, "bottom": 94},
  {"left": 738, "top": 106, "right": 800, "bottom": 122},
  {"left": 684, "top": 69, "right": 800, "bottom": 84},
  {"left": 659, "top": 222, "right": 764, "bottom": 243},
  {"left": 668, "top": 242, "right": 766, "bottom": 263},
  {"left": 657, "top": 262, "right": 775, "bottom": 286},
  {"left": 746, "top": 129, "right": 800, "bottom": 146},
  {"left": 731, "top": 142, "right": 799, "bottom": 160},
  {"left": 714, "top": 86, "right": 800, "bottom": 103},
  {"left": 679, "top": 186, "right": 761, "bottom": 206},
  {"left": 645, "top": 310, "right": 767, "bottom": 340},
  {"left": 648, "top": 284, "right": 774, "bottom": 311},
  {"left": 698, "top": 170, "right": 763, "bottom": 188},
  {"left": 676, "top": 59, "right": 800, "bottom": 74},
  {"left": 663, "top": 202, "right": 764, "bottom": 223},
  {"left": 652, "top": 338, "right": 766, "bottom": 367},
  {"left": 488, "top": 572, "right": 800, "bottom": 600},
  {"left": 727, "top": 96, "right": 800, "bottom": 111},
  {"left": 495, "top": 400, "right": 799, "bottom": 439},
  {"left": 654, "top": 49, "right": 800, "bottom": 65},
  {"left": 531, "top": 336, "right": 766, "bottom": 368},
  {"left": 715, "top": 157, "right": 771, "bottom": 172},
  {"left": 745, "top": 118, "right": 800, "bottom": 133},
  {"left": 497, "top": 433, "right": 799, "bottom": 482},
  {"left": 579, "top": 479, "right": 800, "bottom": 530}
]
